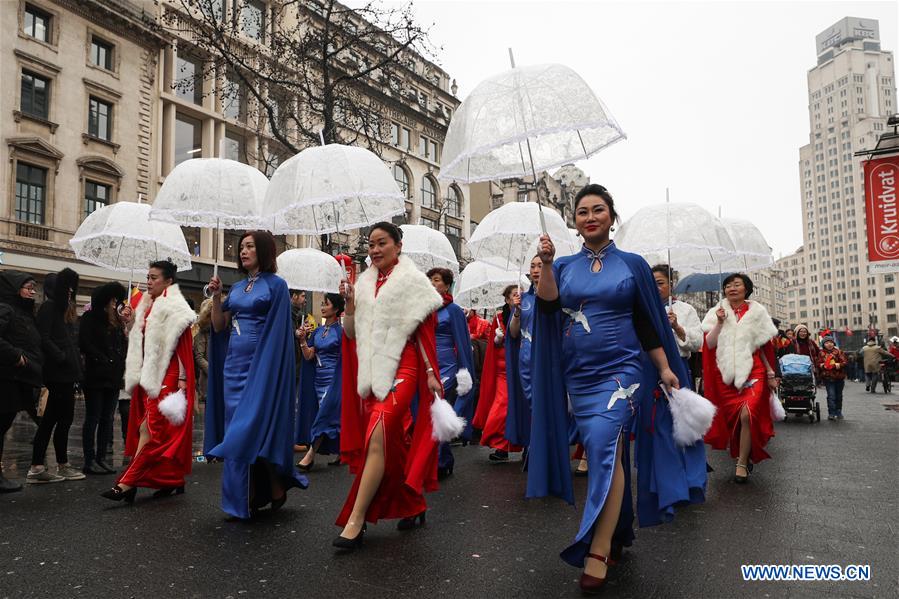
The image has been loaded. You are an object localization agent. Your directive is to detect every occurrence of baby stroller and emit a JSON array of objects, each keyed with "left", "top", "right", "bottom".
[{"left": 778, "top": 354, "right": 821, "bottom": 423}]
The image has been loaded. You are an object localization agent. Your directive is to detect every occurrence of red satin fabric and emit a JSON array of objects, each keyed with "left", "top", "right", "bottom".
[
  {"left": 467, "top": 313, "right": 490, "bottom": 340},
  {"left": 473, "top": 314, "right": 520, "bottom": 452},
  {"left": 120, "top": 327, "right": 195, "bottom": 488},
  {"left": 702, "top": 311, "right": 776, "bottom": 463},
  {"left": 337, "top": 313, "right": 440, "bottom": 525}
]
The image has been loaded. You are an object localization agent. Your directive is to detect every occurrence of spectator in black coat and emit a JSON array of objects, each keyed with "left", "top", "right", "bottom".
[
  {"left": 79, "top": 282, "right": 128, "bottom": 475},
  {"left": 0, "top": 270, "right": 43, "bottom": 492},
  {"left": 28, "top": 268, "right": 85, "bottom": 484}
]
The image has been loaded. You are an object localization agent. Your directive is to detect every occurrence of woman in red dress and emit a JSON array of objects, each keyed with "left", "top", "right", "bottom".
[
  {"left": 101, "top": 260, "right": 196, "bottom": 503},
  {"left": 702, "top": 273, "right": 778, "bottom": 484},
  {"left": 472, "top": 285, "right": 522, "bottom": 459},
  {"left": 334, "top": 222, "right": 459, "bottom": 550}
]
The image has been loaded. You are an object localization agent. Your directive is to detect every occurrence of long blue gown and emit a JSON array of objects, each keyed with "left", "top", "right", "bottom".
[
  {"left": 527, "top": 244, "right": 706, "bottom": 568},
  {"left": 301, "top": 322, "right": 343, "bottom": 454},
  {"left": 205, "top": 273, "right": 308, "bottom": 519},
  {"left": 435, "top": 301, "right": 476, "bottom": 470},
  {"left": 506, "top": 287, "right": 535, "bottom": 446}
]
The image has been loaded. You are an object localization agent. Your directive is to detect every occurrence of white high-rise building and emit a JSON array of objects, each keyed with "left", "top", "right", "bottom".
[{"left": 798, "top": 17, "right": 898, "bottom": 340}]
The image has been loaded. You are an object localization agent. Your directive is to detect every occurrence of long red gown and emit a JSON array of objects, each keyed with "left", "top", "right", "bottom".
[
  {"left": 702, "top": 303, "right": 775, "bottom": 463},
  {"left": 473, "top": 314, "right": 520, "bottom": 452},
  {"left": 336, "top": 280, "right": 440, "bottom": 526},
  {"left": 120, "top": 318, "right": 195, "bottom": 489}
]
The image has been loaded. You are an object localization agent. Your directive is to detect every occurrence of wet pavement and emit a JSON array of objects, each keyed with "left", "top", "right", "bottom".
[{"left": 1, "top": 381, "right": 897, "bottom": 598}]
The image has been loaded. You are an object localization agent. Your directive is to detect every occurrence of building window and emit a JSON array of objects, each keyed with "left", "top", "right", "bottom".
[
  {"left": 174, "top": 113, "right": 202, "bottom": 166},
  {"left": 421, "top": 176, "right": 437, "bottom": 208},
  {"left": 446, "top": 185, "right": 462, "bottom": 217},
  {"left": 90, "top": 36, "right": 113, "bottom": 70},
  {"left": 419, "top": 135, "right": 439, "bottom": 162},
  {"left": 24, "top": 4, "right": 51, "bottom": 42},
  {"left": 222, "top": 75, "right": 246, "bottom": 121},
  {"left": 391, "top": 123, "right": 410, "bottom": 150},
  {"left": 444, "top": 224, "right": 461, "bottom": 257},
  {"left": 84, "top": 180, "right": 110, "bottom": 217},
  {"left": 393, "top": 164, "right": 409, "bottom": 198},
  {"left": 239, "top": 0, "right": 266, "bottom": 42},
  {"left": 88, "top": 97, "right": 112, "bottom": 140},
  {"left": 224, "top": 229, "right": 243, "bottom": 262},
  {"left": 15, "top": 163, "right": 47, "bottom": 224},
  {"left": 223, "top": 130, "right": 246, "bottom": 163},
  {"left": 420, "top": 216, "right": 437, "bottom": 229},
  {"left": 20, "top": 71, "right": 49, "bottom": 119},
  {"left": 175, "top": 55, "right": 204, "bottom": 105},
  {"left": 183, "top": 227, "right": 201, "bottom": 257}
]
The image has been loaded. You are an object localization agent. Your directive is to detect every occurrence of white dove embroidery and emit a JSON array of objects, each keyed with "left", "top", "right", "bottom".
[
  {"left": 390, "top": 378, "right": 405, "bottom": 392},
  {"left": 563, "top": 308, "right": 592, "bottom": 333},
  {"left": 522, "top": 329, "right": 533, "bottom": 343},
  {"left": 607, "top": 382, "right": 640, "bottom": 410}
]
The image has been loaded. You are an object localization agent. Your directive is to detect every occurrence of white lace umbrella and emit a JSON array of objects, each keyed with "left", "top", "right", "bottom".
[
  {"left": 399, "top": 225, "right": 459, "bottom": 274},
  {"left": 614, "top": 203, "right": 735, "bottom": 273},
  {"left": 439, "top": 62, "right": 625, "bottom": 184},
  {"left": 71, "top": 201, "right": 191, "bottom": 294},
  {"left": 150, "top": 158, "right": 269, "bottom": 293},
  {"left": 276, "top": 248, "right": 344, "bottom": 294},
  {"left": 467, "top": 202, "right": 571, "bottom": 271},
  {"left": 708, "top": 218, "right": 775, "bottom": 273},
  {"left": 262, "top": 144, "right": 404, "bottom": 235},
  {"left": 455, "top": 260, "right": 520, "bottom": 310},
  {"left": 149, "top": 158, "right": 268, "bottom": 229}
]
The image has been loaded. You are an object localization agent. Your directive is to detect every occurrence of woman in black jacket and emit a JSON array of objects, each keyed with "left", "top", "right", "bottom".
[
  {"left": 0, "top": 270, "right": 43, "bottom": 493},
  {"left": 28, "top": 268, "right": 85, "bottom": 484},
  {"left": 79, "top": 282, "right": 128, "bottom": 475}
]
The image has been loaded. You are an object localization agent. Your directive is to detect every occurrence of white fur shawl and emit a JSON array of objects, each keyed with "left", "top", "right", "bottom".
[
  {"left": 701, "top": 300, "right": 777, "bottom": 389},
  {"left": 124, "top": 284, "right": 196, "bottom": 398},
  {"left": 354, "top": 255, "right": 443, "bottom": 400}
]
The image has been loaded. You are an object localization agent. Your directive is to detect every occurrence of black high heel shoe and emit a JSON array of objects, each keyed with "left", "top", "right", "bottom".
[
  {"left": 734, "top": 462, "right": 750, "bottom": 484},
  {"left": 100, "top": 485, "right": 137, "bottom": 504},
  {"left": 397, "top": 510, "right": 426, "bottom": 531},
  {"left": 152, "top": 486, "right": 185, "bottom": 499},
  {"left": 332, "top": 524, "right": 366, "bottom": 551},
  {"left": 296, "top": 459, "right": 315, "bottom": 472}
]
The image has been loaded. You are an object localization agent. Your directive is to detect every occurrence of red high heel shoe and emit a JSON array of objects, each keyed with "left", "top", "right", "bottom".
[{"left": 579, "top": 553, "right": 610, "bottom": 594}]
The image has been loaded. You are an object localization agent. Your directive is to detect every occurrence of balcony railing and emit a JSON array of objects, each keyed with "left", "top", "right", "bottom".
[{"left": 15, "top": 222, "right": 49, "bottom": 241}]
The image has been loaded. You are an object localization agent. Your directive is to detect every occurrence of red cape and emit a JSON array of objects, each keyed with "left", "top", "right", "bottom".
[{"left": 473, "top": 313, "right": 503, "bottom": 430}]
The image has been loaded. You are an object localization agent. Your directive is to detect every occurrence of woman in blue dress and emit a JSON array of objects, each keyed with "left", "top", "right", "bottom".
[
  {"left": 296, "top": 293, "right": 345, "bottom": 471},
  {"left": 528, "top": 184, "right": 705, "bottom": 594},
  {"left": 426, "top": 268, "right": 475, "bottom": 478},
  {"left": 506, "top": 255, "right": 541, "bottom": 452},
  {"left": 205, "top": 231, "right": 308, "bottom": 520}
]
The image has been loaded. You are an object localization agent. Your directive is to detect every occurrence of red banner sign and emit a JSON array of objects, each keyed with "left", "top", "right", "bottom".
[{"left": 864, "top": 154, "right": 899, "bottom": 272}]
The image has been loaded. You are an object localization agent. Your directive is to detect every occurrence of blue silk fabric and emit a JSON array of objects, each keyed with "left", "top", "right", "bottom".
[
  {"left": 527, "top": 244, "right": 706, "bottom": 567},
  {"left": 204, "top": 273, "right": 308, "bottom": 519},
  {"left": 297, "top": 322, "right": 343, "bottom": 454}
]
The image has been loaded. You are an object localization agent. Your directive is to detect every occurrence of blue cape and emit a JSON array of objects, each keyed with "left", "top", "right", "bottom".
[
  {"left": 443, "top": 302, "right": 477, "bottom": 438},
  {"left": 527, "top": 246, "right": 706, "bottom": 525},
  {"left": 505, "top": 288, "right": 533, "bottom": 447},
  {"left": 204, "top": 273, "right": 299, "bottom": 475},
  {"left": 298, "top": 324, "right": 343, "bottom": 454}
]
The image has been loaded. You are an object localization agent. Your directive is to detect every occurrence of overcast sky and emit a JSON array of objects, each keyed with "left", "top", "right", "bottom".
[{"left": 368, "top": 0, "right": 898, "bottom": 257}]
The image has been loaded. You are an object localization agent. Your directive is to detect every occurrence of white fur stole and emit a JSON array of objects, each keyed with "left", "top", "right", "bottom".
[
  {"left": 354, "top": 255, "right": 443, "bottom": 400},
  {"left": 124, "top": 284, "right": 196, "bottom": 399},
  {"left": 701, "top": 300, "right": 777, "bottom": 389}
]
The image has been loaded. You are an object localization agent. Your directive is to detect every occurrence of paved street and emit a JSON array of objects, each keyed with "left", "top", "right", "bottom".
[{"left": 1, "top": 381, "right": 897, "bottom": 599}]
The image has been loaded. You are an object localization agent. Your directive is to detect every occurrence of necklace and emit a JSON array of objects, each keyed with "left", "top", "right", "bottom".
[
  {"left": 320, "top": 320, "right": 335, "bottom": 338},
  {"left": 244, "top": 272, "right": 261, "bottom": 293},
  {"left": 377, "top": 266, "right": 395, "bottom": 285}
]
